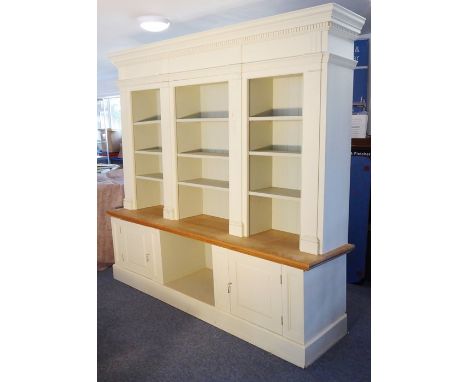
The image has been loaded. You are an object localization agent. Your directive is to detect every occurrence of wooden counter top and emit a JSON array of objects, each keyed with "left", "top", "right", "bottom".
[{"left": 107, "top": 206, "right": 354, "bottom": 271}]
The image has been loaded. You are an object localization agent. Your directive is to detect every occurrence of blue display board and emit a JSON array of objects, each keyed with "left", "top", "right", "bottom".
[
  {"left": 354, "top": 39, "right": 369, "bottom": 66},
  {"left": 353, "top": 39, "right": 369, "bottom": 112},
  {"left": 347, "top": 155, "right": 371, "bottom": 283}
]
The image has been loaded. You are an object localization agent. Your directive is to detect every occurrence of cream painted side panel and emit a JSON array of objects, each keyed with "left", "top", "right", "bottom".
[
  {"left": 281, "top": 265, "right": 305, "bottom": 344},
  {"left": 325, "top": 32, "right": 355, "bottom": 60},
  {"left": 317, "top": 62, "right": 354, "bottom": 253},
  {"left": 228, "top": 250, "right": 283, "bottom": 335},
  {"left": 300, "top": 69, "right": 322, "bottom": 253},
  {"left": 304, "top": 256, "right": 347, "bottom": 342}
]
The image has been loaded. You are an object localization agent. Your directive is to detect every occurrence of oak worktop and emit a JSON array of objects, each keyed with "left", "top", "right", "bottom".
[{"left": 108, "top": 206, "right": 354, "bottom": 270}]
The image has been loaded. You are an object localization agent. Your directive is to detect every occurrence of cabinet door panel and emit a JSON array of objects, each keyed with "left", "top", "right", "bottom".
[
  {"left": 228, "top": 251, "right": 283, "bottom": 334},
  {"left": 121, "top": 221, "right": 154, "bottom": 279}
]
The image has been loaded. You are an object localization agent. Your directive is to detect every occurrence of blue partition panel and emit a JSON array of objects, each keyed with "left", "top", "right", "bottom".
[{"left": 347, "top": 155, "right": 371, "bottom": 283}]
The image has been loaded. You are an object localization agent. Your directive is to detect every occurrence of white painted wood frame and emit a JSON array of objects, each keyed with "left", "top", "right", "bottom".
[{"left": 109, "top": 2, "right": 365, "bottom": 368}]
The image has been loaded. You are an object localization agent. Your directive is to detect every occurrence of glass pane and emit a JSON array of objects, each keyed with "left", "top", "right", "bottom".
[{"left": 109, "top": 97, "right": 121, "bottom": 130}]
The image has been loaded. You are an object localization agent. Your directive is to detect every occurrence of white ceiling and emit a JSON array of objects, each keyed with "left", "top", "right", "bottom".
[{"left": 97, "top": 0, "right": 371, "bottom": 97}]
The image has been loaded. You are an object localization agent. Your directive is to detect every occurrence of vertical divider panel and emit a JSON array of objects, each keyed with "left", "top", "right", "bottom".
[
  {"left": 163, "top": 84, "right": 179, "bottom": 219},
  {"left": 300, "top": 70, "right": 322, "bottom": 254},
  {"left": 229, "top": 76, "right": 243, "bottom": 236},
  {"left": 241, "top": 77, "right": 250, "bottom": 237},
  {"left": 120, "top": 88, "right": 137, "bottom": 209}
]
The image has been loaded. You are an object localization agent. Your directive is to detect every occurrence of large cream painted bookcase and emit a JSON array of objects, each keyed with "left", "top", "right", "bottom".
[{"left": 108, "top": 3, "right": 365, "bottom": 368}]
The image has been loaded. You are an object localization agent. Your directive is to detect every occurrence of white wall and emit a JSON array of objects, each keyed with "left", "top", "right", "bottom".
[{"left": 98, "top": 77, "right": 119, "bottom": 98}]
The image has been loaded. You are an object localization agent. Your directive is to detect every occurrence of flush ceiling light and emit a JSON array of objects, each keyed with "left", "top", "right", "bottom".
[{"left": 138, "top": 16, "right": 170, "bottom": 32}]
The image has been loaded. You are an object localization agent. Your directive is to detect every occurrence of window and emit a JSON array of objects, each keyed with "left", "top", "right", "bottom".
[
  {"left": 97, "top": 96, "right": 121, "bottom": 131},
  {"left": 97, "top": 97, "right": 122, "bottom": 165}
]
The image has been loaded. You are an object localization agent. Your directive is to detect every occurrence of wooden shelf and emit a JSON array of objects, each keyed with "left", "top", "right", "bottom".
[
  {"left": 177, "top": 111, "right": 228, "bottom": 123},
  {"left": 176, "top": 118, "right": 228, "bottom": 123},
  {"left": 107, "top": 206, "right": 354, "bottom": 270},
  {"left": 178, "top": 178, "right": 229, "bottom": 191},
  {"left": 250, "top": 187, "right": 300, "bottom": 200},
  {"left": 249, "top": 115, "right": 302, "bottom": 122},
  {"left": 136, "top": 173, "right": 163, "bottom": 182},
  {"left": 249, "top": 145, "right": 301, "bottom": 157},
  {"left": 249, "top": 109, "right": 302, "bottom": 121},
  {"left": 178, "top": 149, "right": 228, "bottom": 159},
  {"left": 135, "top": 147, "right": 162, "bottom": 155},
  {"left": 165, "top": 268, "right": 214, "bottom": 306},
  {"left": 133, "top": 118, "right": 161, "bottom": 126}
]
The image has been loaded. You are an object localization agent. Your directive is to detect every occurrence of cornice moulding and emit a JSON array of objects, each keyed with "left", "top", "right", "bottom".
[
  {"left": 323, "top": 53, "right": 358, "bottom": 69},
  {"left": 109, "top": 3, "right": 365, "bottom": 68}
]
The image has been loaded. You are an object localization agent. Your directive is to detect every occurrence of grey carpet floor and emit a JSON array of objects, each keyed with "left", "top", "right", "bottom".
[{"left": 98, "top": 267, "right": 370, "bottom": 382}]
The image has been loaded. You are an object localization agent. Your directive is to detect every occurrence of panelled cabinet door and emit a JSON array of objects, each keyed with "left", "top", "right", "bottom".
[
  {"left": 120, "top": 221, "right": 155, "bottom": 279},
  {"left": 228, "top": 251, "right": 283, "bottom": 334}
]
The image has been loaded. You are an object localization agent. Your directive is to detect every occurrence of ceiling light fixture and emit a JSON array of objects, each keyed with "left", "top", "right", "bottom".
[{"left": 138, "top": 16, "right": 170, "bottom": 32}]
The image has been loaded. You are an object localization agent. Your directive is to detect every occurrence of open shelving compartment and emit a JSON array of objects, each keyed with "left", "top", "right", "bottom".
[
  {"left": 132, "top": 89, "right": 163, "bottom": 208},
  {"left": 176, "top": 81, "right": 229, "bottom": 220},
  {"left": 160, "top": 231, "right": 214, "bottom": 306},
  {"left": 248, "top": 74, "right": 303, "bottom": 236}
]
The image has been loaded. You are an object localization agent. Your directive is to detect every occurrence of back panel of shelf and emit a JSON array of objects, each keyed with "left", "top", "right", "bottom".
[
  {"left": 249, "top": 120, "right": 302, "bottom": 153},
  {"left": 178, "top": 185, "right": 229, "bottom": 220},
  {"left": 249, "top": 196, "right": 300, "bottom": 235},
  {"left": 176, "top": 82, "right": 228, "bottom": 119},
  {"left": 248, "top": 74, "right": 303, "bottom": 237},
  {"left": 177, "top": 121, "right": 228, "bottom": 153},
  {"left": 133, "top": 124, "right": 162, "bottom": 151},
  {"left": 249, "top": 156, "right": 301, "bottom": 191},
  {"left": 177, "top": 155, "right": 229, "bottom": 220},
  {"left": 131, "top": 88, "right": 163, "bottom": 209},
  {"left": 135, "top": 178, "right": 163, "bottom": 209},
  {"left": 159, "top": 231, "right": 214, "bottom": 305},
  {"left": 249, "top": 74, "right": 303, "bottom": 118},
  {"left": 132, "top": 89, "right": 161, "bottom": 123}
]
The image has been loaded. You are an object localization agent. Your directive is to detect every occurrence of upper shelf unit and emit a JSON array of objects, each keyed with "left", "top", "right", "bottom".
[
  {"left": 175, "top": 81, "right": 230, "bottom": 221},
  {"left": 248, "top": 74, "right": 303, "bottom": 236},
  {"left": 131, "top": 88, "right": 164, "bottom": 209}
]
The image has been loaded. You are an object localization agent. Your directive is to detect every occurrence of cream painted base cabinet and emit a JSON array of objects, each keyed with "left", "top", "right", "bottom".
[
  {"left": 213, "top": 245, "right": 347, "bottom": 349},
  {"left": 111, "top": 219, "right": 162, "bottom": 283},
  {"left": 213, "top": 246, "right": 283, "bottom": 334},
  {"left": 111, "top": 217, "right": 347, "bottom": 368}
]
